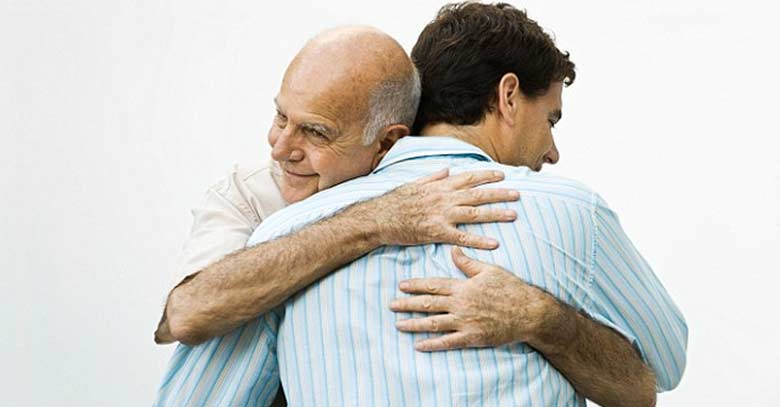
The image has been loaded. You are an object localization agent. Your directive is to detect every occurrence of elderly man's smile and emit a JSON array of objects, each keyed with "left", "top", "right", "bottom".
[{"left": 283, "top": 168, "right": 316, "bottom": 180}]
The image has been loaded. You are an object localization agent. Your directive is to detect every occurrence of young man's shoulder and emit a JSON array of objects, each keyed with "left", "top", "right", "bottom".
[{"left": 456, "top": 162, "right": 602, "bottom": 210}]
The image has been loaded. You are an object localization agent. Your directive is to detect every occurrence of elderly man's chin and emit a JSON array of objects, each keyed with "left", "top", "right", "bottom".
[{"left": 274, "top": 170, "right": 320, "bottom": 204}]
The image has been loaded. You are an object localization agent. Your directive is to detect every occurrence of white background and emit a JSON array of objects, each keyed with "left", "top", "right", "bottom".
[{"left": 2, "top": 0, "right": 778, "bottom": 405}]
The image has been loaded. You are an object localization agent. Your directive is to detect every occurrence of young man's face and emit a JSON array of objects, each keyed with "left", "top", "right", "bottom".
[{"left": 501, "top": 81, "right": 563, "bottom": 171}]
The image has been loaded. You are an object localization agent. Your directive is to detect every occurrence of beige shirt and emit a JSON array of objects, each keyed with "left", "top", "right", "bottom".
[
  {"left": 155, "top": 159, "right": 287, "bottom": 345},
  {"left": 173, "top": 159, "right": 288, "bottom": 286}
]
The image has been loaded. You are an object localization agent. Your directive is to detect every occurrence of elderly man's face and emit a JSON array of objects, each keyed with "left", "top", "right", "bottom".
[{"left": 268, "top": 74, "right": 382, "bottom": 204}]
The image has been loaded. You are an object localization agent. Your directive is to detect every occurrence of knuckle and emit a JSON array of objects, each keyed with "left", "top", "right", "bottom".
[
  {"left": 451, "top": 315, "right": 464, "bottom": 327},
  {"left": 452, "top": 298, "right": 469, "bottom": 313},
  {"left": 464, "top": 330, "right": 480, "bottom": 341},
  {"left": 429, "top": 318, "right": 439, "bottom": 332},
  {"left": 430, "top": 227, "right": 445, "bottom": 241},
  {"left": 475, "top": 326, "right": 490, "bottom": 340}
]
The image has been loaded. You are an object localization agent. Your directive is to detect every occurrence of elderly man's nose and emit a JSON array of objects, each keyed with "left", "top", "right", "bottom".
[{"left": 271, "top": 130, "right": 300, "bottom": 161}]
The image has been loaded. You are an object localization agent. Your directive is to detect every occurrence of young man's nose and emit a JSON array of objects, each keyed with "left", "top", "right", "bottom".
[{"left": 544, "top": 140, "right": 560, "bottom": 165}]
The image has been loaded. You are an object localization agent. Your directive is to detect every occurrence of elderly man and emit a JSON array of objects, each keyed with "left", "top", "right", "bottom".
[
  {"left": 154, "top": 7, "right": 684, "bottom": 407},
  {"left": 154, "top": 26, "right": 516, "bottom": 347},
  {"left": 154, "top": 27, "right": 526, "bottom": 407}
]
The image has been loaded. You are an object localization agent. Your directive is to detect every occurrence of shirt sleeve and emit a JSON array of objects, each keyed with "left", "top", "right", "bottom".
[
  {"left": 153, "top": 164, "right": 283, "bottom": 406},
  {"left": 582, "top": 194, "right": 688, "bottom": 392},
  {"left": 155, "top": 163, "right": 279, "bottom": 344},
  {"left": 153, "top": 311, "right": 282, "bottom": 407},
  {"left": 172, "top": 170, "right": 261, "bottom": 287}
]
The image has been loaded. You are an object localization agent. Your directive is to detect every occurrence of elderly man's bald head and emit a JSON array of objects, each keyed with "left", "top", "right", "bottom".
[
  {"left": 269, "top": 26, "right": 420, "bottom": 204},
  {"left": 283, "top": 26, "right": 419, "bottom": 144}
]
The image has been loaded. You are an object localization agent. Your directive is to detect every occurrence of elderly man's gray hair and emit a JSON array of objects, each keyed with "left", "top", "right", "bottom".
[{"left": 362, "top": 66, "right": 421, "bottom": 145}]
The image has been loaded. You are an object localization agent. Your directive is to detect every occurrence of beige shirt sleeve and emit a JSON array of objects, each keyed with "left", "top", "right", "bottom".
[
  {"left": 155, "top": 160, "right": 286, "bottom": 344},
  {"left": 173, "top": 160, "right": 287, "bottom": 286}
]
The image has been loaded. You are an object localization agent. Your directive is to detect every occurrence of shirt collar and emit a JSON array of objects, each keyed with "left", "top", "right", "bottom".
[{"left": 372, "top": 136, "right": 494, "bottom": 174}]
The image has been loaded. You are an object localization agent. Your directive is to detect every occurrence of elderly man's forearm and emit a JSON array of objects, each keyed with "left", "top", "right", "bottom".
[
  {"left": 528, "top": 297, "right": 656, "bottom": 407},
  {"left": 159, "top": 170, "right": 514, "bottom": 345},
  {"left": 164, "top": 204, "right": 383, "bottom": 345}
]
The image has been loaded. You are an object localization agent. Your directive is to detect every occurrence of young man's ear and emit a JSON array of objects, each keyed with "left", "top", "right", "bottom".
[
  {"left": 372, "top": 124, "right": 410, "bottom": 168},
  {"left": 496, "top": 73, "right": 521, "bottom": 126}
]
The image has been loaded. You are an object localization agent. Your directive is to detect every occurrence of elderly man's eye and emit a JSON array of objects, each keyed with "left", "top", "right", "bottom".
[
  {"left": 303, "top": 127, "right": 328, "bottom": 140},
  {"left": 312, "top": 131, "right": 328, "bottom": 140},
  {"left": 274, "top": 111, "right": 288, "bottom": 125},
  {"left": 548, "top": 119, "right": 556, "bottom": 129}
]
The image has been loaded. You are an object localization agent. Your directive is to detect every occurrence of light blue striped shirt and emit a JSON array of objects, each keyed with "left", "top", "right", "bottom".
[{"left": 155, "top": 136, "right": 687, "bottom": 406}]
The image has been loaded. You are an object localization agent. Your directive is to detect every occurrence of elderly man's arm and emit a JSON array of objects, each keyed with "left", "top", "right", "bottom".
[
  {"left": 162, "top": 169, "right": 521, "bottom": 345},
  {"left": 391, "top": 247, "right": 657, "bottom": 407},
  {"left": 391, "top": 196, "right": 688, "bottom": 406}
]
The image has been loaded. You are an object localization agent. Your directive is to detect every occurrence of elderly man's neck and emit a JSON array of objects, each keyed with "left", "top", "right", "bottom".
[{"left": 419, "top": 121, "right": 501, "bottom": 162}]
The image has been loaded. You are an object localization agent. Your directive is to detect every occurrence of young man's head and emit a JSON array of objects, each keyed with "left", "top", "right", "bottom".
[
  {"left": 270, "top": 26, "right": 420, "bottom": 203},
  {"left": 412, "top": 2, "right": 576, "bottom": 171}
]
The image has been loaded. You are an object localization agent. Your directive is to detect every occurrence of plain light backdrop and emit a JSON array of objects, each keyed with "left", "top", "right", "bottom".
[{"left": 2, "top": 0, "right": 778, "bottom": 405}]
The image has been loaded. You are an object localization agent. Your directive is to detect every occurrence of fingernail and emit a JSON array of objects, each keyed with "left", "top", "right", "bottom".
[
  {"left": 505, "top": 210, "right": 516, "bottom": 218},
  {"left": 509, "top": 190, "right": 520, "bottom": 199},
  {"left": 399, "top": 281, "right": 409, "bottom": 290},
  {"left": 389, "top": 300, "right": 399, "bottom": 309}
]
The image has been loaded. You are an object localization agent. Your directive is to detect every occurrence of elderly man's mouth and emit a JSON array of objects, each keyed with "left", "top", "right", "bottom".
[{"left": 284, "top": 169, "right": 317, "bottom": 179}]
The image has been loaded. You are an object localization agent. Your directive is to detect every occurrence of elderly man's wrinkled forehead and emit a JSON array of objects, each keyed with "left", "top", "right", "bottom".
[{"left": 280, "top": 26, "right": 413, "bottom": 125}]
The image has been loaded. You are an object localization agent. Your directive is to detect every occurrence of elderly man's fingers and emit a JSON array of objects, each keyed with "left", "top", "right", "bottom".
[
  {"left": 412, "top": 168, "right": 450, "bottom": 185},
  {"left": 455, "top": 188, "right": 520, "bottom": 206},
  {"left": 415, "top": 332, "right": 473, "bottom": 352},
  {"left": 389, "top": 295, "right": 452, "bottom": 313},
  {"left": 396, "top": 314, "right": 459, "bottom": 333},
  {"left": 443, "top": 229, "right": 498, "bottom": 250},
  {"left": 451, "top": 246, "right": 494, "bottom": 277},
  {"left": 446, "top": 170, "right": 505, "bottom": 190},
  {"left": 450, "top": 206, "right": 517, "bottom": 224},
  {"left": 398, "top": 278, "right": 456, "bottom": 295}
]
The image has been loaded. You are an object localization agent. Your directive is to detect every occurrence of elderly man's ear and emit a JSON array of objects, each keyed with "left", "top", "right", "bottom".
[{"left": 371, "top": 124, "right": 410, "bottom": 168}]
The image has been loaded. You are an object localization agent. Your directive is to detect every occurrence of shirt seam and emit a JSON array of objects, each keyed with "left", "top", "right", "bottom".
[{"left": 583, "top": 190, "right": 599, "bottom": 311}]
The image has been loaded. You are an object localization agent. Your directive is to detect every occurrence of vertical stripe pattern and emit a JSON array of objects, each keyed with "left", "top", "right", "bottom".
[{"left": 154, "top": 136, "right": 687, "bottom": 406}]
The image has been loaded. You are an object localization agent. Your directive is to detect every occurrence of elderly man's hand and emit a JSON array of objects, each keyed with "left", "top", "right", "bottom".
[
  {"left": 389, "top": 247, "right": 557, "bottom": 351},
  {"left": 366, "top": 168, "right": 519, "bottom": 250}
]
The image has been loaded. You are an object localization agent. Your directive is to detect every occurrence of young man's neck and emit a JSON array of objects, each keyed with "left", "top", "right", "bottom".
[{"left": 419, "top": 121, "right": 501, "bottom": 162}]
